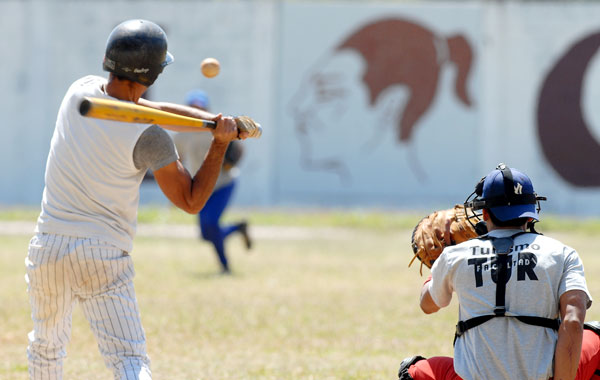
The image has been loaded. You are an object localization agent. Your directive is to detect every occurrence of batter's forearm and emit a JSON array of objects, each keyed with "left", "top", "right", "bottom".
[{"left": 187, "top": 140, "right": 228, "bottom": 213}]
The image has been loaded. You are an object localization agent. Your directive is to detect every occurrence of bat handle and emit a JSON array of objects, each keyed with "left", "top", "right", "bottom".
[
  {"left": 234, "top": 116, "right": 262, "bottom": 138},
  {"left": 206, "top": 117, "right": 262, "bottom": 139},
  {"left": 203, "top": 120, "right": 216, "bottom": 129}
]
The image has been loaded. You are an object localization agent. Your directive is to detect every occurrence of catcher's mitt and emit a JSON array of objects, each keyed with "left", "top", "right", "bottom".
[{"left": 409, "top": 205, "right": 480, "bottom": 275}]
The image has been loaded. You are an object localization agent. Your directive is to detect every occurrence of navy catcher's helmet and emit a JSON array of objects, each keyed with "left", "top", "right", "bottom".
[{"left": 103, "top": 19, "right": 174, "bottom": 86}]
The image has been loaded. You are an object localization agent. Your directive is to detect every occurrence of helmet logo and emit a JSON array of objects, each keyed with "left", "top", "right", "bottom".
[
  {"left": 134, "top": 68, "right": 150, "bottom": 73},
  {"left": 514, "top": 183, "right": 523, "bottom": 195}
]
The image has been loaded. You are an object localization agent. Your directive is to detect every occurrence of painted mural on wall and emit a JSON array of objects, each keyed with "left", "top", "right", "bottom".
[
  {"left": 288, "top": 18, "right": 475, "bottom": 185},
  {"left": 537, "top": 31, "right": 600, "bottom": 187}
]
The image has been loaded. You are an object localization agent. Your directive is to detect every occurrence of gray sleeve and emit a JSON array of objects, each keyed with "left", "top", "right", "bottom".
[{"left": 132, "top": 125, "right": 179, "bottom": 171}]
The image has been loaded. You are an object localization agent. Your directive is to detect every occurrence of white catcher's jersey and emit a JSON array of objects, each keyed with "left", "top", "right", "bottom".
[
  {"left": 429, "top": 228, "right": 592, "bottom": 380},
  {"left": 36, "top": 75, "right": 152, "bottom": 252}
]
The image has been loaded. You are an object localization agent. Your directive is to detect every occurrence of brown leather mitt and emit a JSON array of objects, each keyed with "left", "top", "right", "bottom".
[{"left": 409, "top": 205, "right": 479, "bottom": 275}]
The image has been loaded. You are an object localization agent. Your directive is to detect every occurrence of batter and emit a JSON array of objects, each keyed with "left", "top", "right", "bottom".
[{"left": 25, "top": 19, "right": 247, "bottom": 380}]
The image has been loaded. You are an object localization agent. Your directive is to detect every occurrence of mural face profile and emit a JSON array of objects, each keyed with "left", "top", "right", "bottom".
[
  {"left": 289, "top": 51, "right": 369, "bottom": 182},
  {"left": 537, "top": 32, "right": 600, "bottom": 187},
  {"left": 288, "top": 18, "right": 474, "bottom": 184},
  {"left": 290, "top": 18, "right": 473, "bottom": 183}
]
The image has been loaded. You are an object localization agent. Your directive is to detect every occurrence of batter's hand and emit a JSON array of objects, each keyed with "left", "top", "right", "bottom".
[{"left": 211, "top": 114, "right": 249, "bottom": 142}]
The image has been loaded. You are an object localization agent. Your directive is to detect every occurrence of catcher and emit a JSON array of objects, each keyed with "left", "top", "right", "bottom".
[{"left": 401, "top": 164, "right": 600, "bottom": 380}]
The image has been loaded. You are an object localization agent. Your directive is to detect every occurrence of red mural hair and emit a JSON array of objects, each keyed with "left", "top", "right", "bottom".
[
  {"left": 446, "top": 34, "right": 473, "bottom": 107},
  {"left": 338, "top": 18, "right": 473, "bottom": 142}
]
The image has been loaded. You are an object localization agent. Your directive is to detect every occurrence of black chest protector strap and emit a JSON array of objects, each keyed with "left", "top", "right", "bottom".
[{"left": 454, "top": 232, "right": 560, "bottom": 345}]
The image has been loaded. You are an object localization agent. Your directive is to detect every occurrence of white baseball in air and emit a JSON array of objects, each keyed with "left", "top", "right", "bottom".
[{"left": 200, "top": 57, "right": 220, "bottom": 78}]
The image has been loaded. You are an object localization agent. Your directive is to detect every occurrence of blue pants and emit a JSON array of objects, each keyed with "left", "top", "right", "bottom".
[{"left": 199, "top": 181, "right": 241, "bottom": 271}]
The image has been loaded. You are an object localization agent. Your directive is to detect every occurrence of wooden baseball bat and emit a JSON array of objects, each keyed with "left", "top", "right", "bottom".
[{"left": 79, "top": 96, "right": 262, "bottom": 138}]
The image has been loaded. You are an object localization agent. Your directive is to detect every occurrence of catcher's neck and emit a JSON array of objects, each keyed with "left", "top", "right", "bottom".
[
  {"left": 486, "top": 222, "right": 527, "bottom": 232},
  {"left": 482, "top": 209, "right": 528, "bottom": 232}
]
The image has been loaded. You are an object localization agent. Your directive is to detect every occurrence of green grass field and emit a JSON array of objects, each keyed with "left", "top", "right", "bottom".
[{"left": 1, "top": 207, "right": 599, "bottom": 379}]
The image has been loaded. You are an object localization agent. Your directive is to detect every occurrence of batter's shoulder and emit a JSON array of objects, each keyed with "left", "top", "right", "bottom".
[
  {"left": 58, "top": 75, "right": 106, "bottom": 113},
  {"left": 72, "top": 74, "right": 105, "bottom": 87},
  {"left": 68, "top": 75, "right": 106, "bottom": 96}
]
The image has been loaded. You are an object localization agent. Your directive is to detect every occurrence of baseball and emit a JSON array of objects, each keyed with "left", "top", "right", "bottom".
[{"left": 201, "top": 57, "right": 220, "bottom": 78}]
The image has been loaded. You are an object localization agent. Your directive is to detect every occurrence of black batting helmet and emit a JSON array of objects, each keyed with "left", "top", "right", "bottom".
[{"left": 103, "top": 19, "right": 174, "bottom": 86}]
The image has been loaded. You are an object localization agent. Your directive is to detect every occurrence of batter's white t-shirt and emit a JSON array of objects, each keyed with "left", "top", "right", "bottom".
[
  {"left": 36, "top": 75, "right": 175, "bottom": 252},
  {"left": 429, "top": 229, "right": 592, "bottom": 380},
  {"left": 172, "top": 131, "right": 238, "bottom": 191}
]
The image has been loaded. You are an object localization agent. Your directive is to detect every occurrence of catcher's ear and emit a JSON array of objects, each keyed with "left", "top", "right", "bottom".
[{"left": 481, "top": 209, "right": 490, "bottom": 221}]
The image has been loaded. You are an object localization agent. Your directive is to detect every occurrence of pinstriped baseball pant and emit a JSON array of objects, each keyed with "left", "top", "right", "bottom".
[{"left": 25, "top": 233, "right": 151, "bottom": 380}]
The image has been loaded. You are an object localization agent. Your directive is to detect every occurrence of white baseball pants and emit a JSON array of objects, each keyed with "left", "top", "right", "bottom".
[{"left": 26, "top": 233, "right": 151, "bottom": 380}]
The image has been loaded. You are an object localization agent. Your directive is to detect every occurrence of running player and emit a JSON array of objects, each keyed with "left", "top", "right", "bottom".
[{"left": 173, "top": 89, "right": 252, "bottom": 274}]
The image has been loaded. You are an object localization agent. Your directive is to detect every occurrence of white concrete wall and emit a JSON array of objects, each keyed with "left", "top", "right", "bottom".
[{"left": 2, "top": 1, "right": 600, "bottom": 216}]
